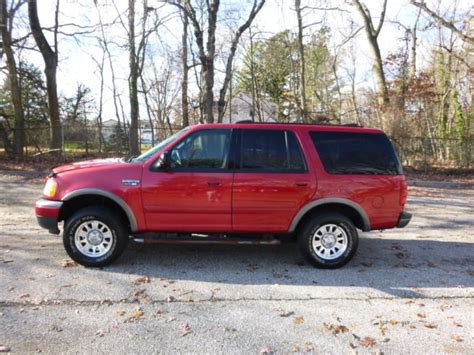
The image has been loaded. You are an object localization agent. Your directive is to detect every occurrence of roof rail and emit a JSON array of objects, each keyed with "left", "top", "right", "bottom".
[
  {"left": 235, "top": 119, "right": 254, "bottom": 123},
  {"left": 232, "top": 120, "right": 362, "bottom": 127}
]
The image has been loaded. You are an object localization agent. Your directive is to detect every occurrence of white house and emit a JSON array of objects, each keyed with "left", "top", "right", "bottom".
[{"left": 220, "top": 92, "right": 277, "bottom": 123}]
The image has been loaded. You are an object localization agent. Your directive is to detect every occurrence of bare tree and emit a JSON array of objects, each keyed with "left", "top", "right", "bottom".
[
  {"left": 216, "top": 0, "right": 266, "bottom": 122},
  {"left": 168, "top": 0, "right": 265, "bottom": 123},
  {"left": 294, "top": 0, "right": 308, "bottom": 122},
  {"left": 411, "top": 0, "right": 474, "bottom": 45},
  {"left": 128, "top": 0, "right": 140, "bottom": 155},
  {"left": 352, "top": 0, "right": 389, "bottom": 106},
  {"left": 180, "top": 10, "right": 189, "bottom": 127},
  {"left": 27, "top": 0, "right": 62, "bottom": 153},
  {"left": 0, "top": 0, "right": 25, "bottom": 157}
]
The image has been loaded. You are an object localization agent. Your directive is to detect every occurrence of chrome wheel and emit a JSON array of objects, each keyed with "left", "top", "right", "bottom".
[
  {"left": 74, "top": 220, "right": 114, "bottom": 258},
  {"left": 311, "top": 224, "right": 348, "bottom": 260}
]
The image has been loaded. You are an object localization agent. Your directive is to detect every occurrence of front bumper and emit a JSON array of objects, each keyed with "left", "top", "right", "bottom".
[
  {"left": 35, "top": 199, "right": 63, "bottom": 234},
  {"left": 396, "top": 211, "right": 412, "bottom": 228}
]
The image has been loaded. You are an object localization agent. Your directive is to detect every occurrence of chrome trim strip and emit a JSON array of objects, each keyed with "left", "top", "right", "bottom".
[
  {"left": 62, "top": 188, "right": 138, "bottom": 232},
  {"left": 36, "top": 199, "right": 63, "bottom": 208},
  {"left": 288, "top": 197, "right": 371, "bottom": 232}
]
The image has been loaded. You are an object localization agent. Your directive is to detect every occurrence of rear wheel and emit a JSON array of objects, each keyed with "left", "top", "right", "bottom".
[
  {"left": 63, "top": 206, "right": 129, "bottom": 267},
  {"left": 298, "top": 213, "right": 358, "bottom": 269}
]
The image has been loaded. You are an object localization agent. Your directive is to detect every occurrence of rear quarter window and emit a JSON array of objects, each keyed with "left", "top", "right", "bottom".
[{"left": 309, "top": 131, "right": 402, "bottom": 175}]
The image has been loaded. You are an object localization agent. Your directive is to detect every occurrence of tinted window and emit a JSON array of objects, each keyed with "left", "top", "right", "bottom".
[
  {"left": 310, "top": 131, "right": 402, "bottom": 175},
  {"left": 170, "top": 129, "right": 231, "bottom": 170},
  {"left": 240, "top": 129, "right": 306, "bottom": 172}
]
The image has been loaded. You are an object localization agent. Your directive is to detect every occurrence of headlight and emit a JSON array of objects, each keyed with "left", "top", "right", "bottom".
[{"left": 43, "top": 178, "right": 58, "bottom": 197}]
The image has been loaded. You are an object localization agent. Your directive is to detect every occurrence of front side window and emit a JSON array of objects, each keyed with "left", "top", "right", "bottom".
[
  {"left": 239, "top": 129, "right": 306, "bottom": 172},
  {"left": 133, "top": 127, "right": 190, "bottom": 162},
  {"left": 169, "top": 129, "right": 231, "bottom": 170},
  {"left": 309, "top": 131, "right": 402, "bottom": 175}
]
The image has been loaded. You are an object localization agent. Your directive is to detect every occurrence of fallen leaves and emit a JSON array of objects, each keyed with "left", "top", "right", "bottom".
[
  {"left": 324, "top": 323, "right": 349, "bottom": 335},
  {"left": 0, "top": 346, "right": 11, "bottom": 353},
  {"left": 131, "top": 289, "right": 146, "bottom": 297},
  {"left": 422, "top": 322, "right": 437, "bottom": 329},
  {"left": 358, "top": 337, "right": 377, "bottom": 347},
  {"left": 115, "top": 309, "right": 126, "bottom": 316},
  {"left": 259, "top": 346, "right": 273, "bottom": 354},
  {"left": 179, "top": 323, "right": 192, "bottom": 337},
  {"left": 62, "top": 259, "right": 77, "bottom": 268},
  {"left": 451, "top": 335, "right": 463, "bottom": 342},
  {"left": 279, "top": 311, "right": 295, "bottom": 318},
  {"left": 124, "top": 307, "right": 144, "bottom": 323},
  {"left": 292, "top": 316, "right": 304, "bottom": 325},
  {"left": 134, "top": 275, "right": 150, "bottom": 285},
  {"left": 417, "top": 312, "right": 426, "bottom": 319}
]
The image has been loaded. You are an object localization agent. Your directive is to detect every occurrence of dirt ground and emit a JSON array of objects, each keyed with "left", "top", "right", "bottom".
[{"left": 0, "top": 168, "right": 473, "bottom": 354}]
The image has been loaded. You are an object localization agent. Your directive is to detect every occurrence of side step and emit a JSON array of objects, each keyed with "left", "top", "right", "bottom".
[{"left": 133, "top": 233, "right": 281, "bottom": 245}]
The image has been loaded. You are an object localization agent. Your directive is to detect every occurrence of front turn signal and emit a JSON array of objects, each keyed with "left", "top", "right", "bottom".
[{"left": 43, "top": 178, "right": 58, "bottom": 197}]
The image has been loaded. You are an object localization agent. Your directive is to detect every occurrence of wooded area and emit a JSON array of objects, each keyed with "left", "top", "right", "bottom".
[{"left": 0, "top": 0, "right": 472, "bottom": 167}]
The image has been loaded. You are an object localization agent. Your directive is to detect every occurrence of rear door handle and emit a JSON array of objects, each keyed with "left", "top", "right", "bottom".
[
  {"left": 207, "top": 182, "right": 222, "bottom": 187},
  {"left": 295, "top": 181, "right": 309, "bottom": 187}
]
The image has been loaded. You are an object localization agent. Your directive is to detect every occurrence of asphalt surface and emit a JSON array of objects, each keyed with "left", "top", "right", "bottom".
[{"left": 0, "top": 169, "right": 473, "bottom": 354}]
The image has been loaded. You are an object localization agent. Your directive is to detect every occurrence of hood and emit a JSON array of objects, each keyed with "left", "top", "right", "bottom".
[{"left": 52, "top": 158, "right": 124, "bottom": 175}]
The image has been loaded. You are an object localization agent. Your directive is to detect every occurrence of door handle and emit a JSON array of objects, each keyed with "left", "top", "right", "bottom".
[
  {"left": 295, "top": 181, "right": 309, "bottom": 187},
  {"left": 207, "top": 182, "right": 222, "bottom": 187}
]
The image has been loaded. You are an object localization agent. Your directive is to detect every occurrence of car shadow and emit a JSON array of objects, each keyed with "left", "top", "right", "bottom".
[{"left": 108, "top": 235, "right": 474, "bottom": 299}]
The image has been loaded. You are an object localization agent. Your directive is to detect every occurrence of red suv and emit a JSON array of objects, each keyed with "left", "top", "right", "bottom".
[{"left": 35, "top": 122, "right": 411, "bottom": 268}]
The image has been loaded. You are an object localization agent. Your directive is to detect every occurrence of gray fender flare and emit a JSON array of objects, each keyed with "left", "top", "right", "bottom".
[
  {"left": 62, "top": 188, "right": 138, "bottom": 232},
  {"left": 288, "top": 197, "right": 371, "bottom": 232}
]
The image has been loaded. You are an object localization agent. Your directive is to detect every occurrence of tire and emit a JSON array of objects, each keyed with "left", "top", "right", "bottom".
[
  {"left": 297, "top": 212, "right": 358, "bottom": 269},
  {"left": 63, "top": 206, "right": 129, "bottom": 267}
]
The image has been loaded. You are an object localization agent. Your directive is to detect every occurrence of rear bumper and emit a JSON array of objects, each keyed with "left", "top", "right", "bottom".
[
  {"left": 396, "top": 211, "right": 412, "bottom": 228},
  {"left": 35, "top": 199, "right": 63, "bottom": 234}
]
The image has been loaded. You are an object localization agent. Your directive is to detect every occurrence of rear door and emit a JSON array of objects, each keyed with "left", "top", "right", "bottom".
[{"left": 232, "top": 128, "right": 315, "bottom": 232}]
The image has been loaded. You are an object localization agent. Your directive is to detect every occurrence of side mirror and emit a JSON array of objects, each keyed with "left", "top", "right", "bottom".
[{"left": 156, "top": 151, "right": 171, "bottom": 170}]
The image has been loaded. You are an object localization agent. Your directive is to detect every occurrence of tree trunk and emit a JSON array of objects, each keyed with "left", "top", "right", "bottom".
[
  {"left": 217, "top": 0, "right": 266, "bottom": 122},
  {"left": 295, "top": 0, "right": 308, "bottom": 122},
  {"left": 128, "top": 0, "right": 140, "bottom": 155},
  {"left": 352, "top": 0, "right": 389, "bottom": 107},
  {"left": 28, "top": 0, "right": 62, "bottom": 153},
  {"left": 1, "top": 0, "right": 25, "bottom": 157},
  {"left": 181, "top": 12, "right": 189, "bottom": 127}
]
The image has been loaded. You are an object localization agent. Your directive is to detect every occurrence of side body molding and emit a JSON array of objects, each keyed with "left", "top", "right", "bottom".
[
  {"left": 62, "top": 188, "right": 138, "bottom": 232},
  {"left": 288, "top": 197, "right": 371, "bottom": 232}
]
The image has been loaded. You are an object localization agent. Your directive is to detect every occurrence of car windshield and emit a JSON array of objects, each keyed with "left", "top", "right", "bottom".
[{"left": 131, "top": 127, "right": 190, "bottom": 162}]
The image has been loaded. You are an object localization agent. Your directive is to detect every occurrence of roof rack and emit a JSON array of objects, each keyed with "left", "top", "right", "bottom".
[{"left": 233, "top": 120, "right": 363, "bottom": 127}]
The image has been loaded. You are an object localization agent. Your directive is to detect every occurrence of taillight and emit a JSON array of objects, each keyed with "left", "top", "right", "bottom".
[{"left": 400, "top": 180, "right": 408, "bottom": 206}]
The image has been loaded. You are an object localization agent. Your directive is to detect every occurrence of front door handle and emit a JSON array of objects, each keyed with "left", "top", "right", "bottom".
[
  {"left": 207, "top": 182, "right": 222, "bottom": 187},
  {"left": 295, "top": 181, "right": 309, "bottom": 187}
]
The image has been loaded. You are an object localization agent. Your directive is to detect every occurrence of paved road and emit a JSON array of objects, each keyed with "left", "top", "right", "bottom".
[{"left": 0, "top": 170, "right": 473, "bottom": 354}]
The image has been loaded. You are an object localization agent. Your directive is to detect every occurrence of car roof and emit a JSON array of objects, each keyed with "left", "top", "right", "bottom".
[{"left": 189, "top": 122, "right": 384, "bottom": 134}]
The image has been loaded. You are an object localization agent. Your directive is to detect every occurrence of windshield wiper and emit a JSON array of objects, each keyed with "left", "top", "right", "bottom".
[{"left": 123, "top": 155, "right": 137, "bottom": 163}]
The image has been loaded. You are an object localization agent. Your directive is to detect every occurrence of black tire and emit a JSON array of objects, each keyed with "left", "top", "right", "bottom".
[
  {"left": 63, "top": 206, "right": 129, "bottom": 267},
  {"left": 297, "top": 212, "right": 358, "bottom": 269}
]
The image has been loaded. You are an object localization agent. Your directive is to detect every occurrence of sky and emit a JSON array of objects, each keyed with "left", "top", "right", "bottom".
[{"left": 2, "top": 0, "right": 469, "bottom": 123}]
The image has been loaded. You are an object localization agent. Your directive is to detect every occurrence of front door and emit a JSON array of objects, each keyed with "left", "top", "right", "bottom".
[
  {"left": 232, "top": 129, "right": 314, "bottom": 232},
  {"left": 141, "top": 128, "right": 234, "bottom": 232}
]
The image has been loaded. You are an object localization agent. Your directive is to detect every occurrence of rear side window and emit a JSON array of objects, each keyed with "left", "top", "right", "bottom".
[
  {"left": 310, "top": 131, "right": 402, "bottom": 175},
  {"left": 239, "top": 129, "right": 306, "bottom": 172}
]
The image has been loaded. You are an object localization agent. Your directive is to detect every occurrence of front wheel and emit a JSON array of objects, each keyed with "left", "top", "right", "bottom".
[
  {"left": 63, "top": 206, "right": 129, "bottom": 267},
  {"left": 298, "top": 213, "right": 358, "bottom": 269}
]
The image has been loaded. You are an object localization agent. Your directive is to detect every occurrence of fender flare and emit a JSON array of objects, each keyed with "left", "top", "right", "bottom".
[
  {"left": 62, "top": 188, "right": 138, "bottom": 232},
  {"left": 288, "top": 197, "right": 371, "bottom": 232}
]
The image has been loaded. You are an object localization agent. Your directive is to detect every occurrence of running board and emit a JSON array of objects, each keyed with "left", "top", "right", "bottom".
[{"left": 133, "top": 233, "right": 281, "bottom": 245}]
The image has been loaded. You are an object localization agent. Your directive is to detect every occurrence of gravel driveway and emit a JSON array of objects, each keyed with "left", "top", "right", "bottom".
[{"left": 0, "top": 169, "right": 473, "bottom": 354}]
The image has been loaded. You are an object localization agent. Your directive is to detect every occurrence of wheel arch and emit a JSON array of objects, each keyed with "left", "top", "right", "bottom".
[
  {"left": 289, "top": 198, "right": 370, "bottom": 233},
  {"left": 59, "top": 189, "right": 138, "bottom": 232}
]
